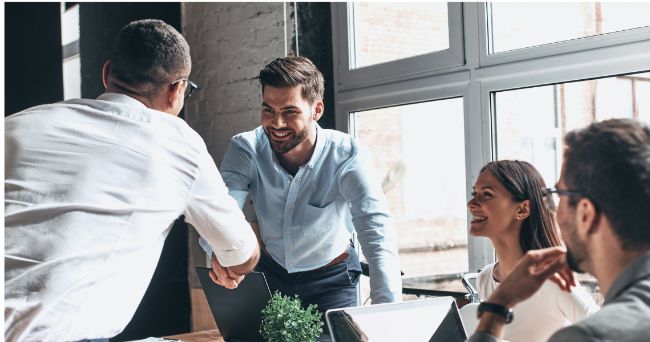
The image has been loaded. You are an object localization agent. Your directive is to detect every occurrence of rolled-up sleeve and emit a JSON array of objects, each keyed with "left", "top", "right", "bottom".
[
  {"left": 220, "top": 137, "right": 254, "bottom": 209},
  {"left": 185, "top": 149, "right": 257, "bottom": 267},
  {"left": 340, "top": 150, "right": 402, "bottom": 303}
]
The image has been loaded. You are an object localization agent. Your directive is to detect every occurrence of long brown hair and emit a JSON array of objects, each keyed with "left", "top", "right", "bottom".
[{"left": 481, "top": 160, "right": 561, "bottom": 252}]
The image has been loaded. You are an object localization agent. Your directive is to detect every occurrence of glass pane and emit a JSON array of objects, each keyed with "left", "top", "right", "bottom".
[
  {"left": 60, "top": 4, "right": 79, "bottom": 46},
  {"left": 495, "top": 71, "right": 650, "bottom": 188},
  {"left": 63, "top": 56, "right": 81, "bottom": 100},
  {"left": 351, "top": 98, "right": 467, "bottom": 301},
  {"left": 488, "top": 2, "right": 650, "bottom": 53},
  {"left": 351, "top": 3, "right": 449, "bottom": 69}
]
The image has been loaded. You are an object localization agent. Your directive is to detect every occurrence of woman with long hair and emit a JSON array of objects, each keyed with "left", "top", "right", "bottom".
[{"left": 468, "top": 160, "right": 598, "bottom": 342}]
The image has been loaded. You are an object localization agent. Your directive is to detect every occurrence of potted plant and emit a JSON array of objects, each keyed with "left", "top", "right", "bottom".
[{"left": 260, "top": 292, "right": 324, "bottom": 342}]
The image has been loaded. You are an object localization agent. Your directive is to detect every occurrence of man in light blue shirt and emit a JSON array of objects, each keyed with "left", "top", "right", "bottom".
[{"left": 208, "top": 56, "right": 402, "bottom": 314}]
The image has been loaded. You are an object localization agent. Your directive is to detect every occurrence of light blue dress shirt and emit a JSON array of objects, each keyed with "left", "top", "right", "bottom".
[{"left": 218, "top": 124, "right": 402, "bottom": 303}]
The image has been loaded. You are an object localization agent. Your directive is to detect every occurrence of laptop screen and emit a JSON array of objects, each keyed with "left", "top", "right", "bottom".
[
  {"left": 326, "top": 297, "right": 467, "bottom": 342},
  {"left": 196, "top": 267, "right": 271, "bottom": 342}
]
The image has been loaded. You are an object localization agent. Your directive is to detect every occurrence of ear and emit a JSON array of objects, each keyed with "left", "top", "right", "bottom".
[
  {"left": 576, "top": 198, "right": 600, "bottom": 237},
  {"left": 516, "top": 200, "right": 531, "bottom": 221},
  {"left": 167, "top": 80, "right": 184, "bottom": 109},
  {"left": 312, "top": 100, "right": 324, "bottom": 121},
  {"left": 102, "top": 61, "right": 111, "bottom": 89}
]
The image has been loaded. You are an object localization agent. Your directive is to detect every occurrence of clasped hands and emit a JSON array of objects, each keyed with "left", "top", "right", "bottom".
[{"left": 209, "top": 253, "right": 246, "bottom": 290}]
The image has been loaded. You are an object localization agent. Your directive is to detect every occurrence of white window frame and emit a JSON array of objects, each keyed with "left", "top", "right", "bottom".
[
  {"left": 332, "top": 2, "right": 465, "bottom": 91},
  {"left": 479, "top": 3, "right": 650, "bottom": 66},
  {"left": 332, "top": 2, "right": 650, "bottom": 274}
]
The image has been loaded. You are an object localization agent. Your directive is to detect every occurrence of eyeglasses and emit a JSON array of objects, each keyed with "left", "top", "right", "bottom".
[
  {"left": 541, "top": 187, "right": 583, "bottom": 212},
  {"left": 170, "top": 77, "right": 199, "bottom": 99}
]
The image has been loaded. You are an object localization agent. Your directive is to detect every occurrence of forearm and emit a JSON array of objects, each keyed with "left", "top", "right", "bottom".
[
  {"left": 356, "top": 217, "right": 402, "bottom": 303},
  {"left": 474, "top": 312, "right": 507, "bottom": 340}
]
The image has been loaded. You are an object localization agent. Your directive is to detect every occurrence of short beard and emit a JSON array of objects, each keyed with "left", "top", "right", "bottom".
[
  {"left": 265, "top": 127, "right": 308, "bottom": 154},
  {"left": 565, "top": 248, "right": 585, "bottom": 274}
]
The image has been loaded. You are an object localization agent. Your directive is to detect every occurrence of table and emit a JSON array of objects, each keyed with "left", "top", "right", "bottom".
[{"left": 164, "top": 329, "right": 223, "bottom": 342}]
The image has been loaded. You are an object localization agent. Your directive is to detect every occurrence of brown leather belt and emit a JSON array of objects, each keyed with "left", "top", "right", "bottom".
[
  {"left": 321, "top": 249, "right": 350, "bottom": 269},
  {"left": 262, "top": 247, "right": 350, "bottom": 270}
]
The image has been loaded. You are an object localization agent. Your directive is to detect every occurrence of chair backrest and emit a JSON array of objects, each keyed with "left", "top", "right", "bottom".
[{"left": 458, "top": 302, "right": 480, "bottom": 335}]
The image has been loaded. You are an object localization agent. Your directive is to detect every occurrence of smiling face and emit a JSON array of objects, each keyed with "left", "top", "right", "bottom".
[
  {"left": 261, "top": 85, "right": 323, "bottom": 156},
  {"left": 467, "top": 170, "right": 525, "bottom": 239}
]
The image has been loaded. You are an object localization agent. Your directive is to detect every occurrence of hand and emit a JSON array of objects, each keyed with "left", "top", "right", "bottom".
[
  {"left": 209, "top": 253, "right": 245, "bottom": 289},
  {"left": 489, "top": 247, "right": 576, "bottom": 308},
  {"left": 473, "top": 247, "right": 576, "bottom": 339}
]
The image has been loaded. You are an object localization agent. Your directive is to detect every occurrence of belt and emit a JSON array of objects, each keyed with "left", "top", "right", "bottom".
[
  {"left": 262, "top": 247, "right": 350, "bottom": 271},
  {"left": 321, "top": 249, "right": 350, "bottom": 269}
]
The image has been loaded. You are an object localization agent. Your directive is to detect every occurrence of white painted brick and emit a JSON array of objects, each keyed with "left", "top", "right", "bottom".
[{"left": 182, "top": 3, "right": 288, "bottom": 164}]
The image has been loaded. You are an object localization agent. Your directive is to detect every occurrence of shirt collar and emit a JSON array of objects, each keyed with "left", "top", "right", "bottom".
[
  {"left": 605, "top": 250, "right": 650, "bottom": 303},
  {"left": 97, "top": 92, "right": 148, "bottom": 109},
  {"left": 305, "top": 123, "right": 326, "bottom": 169}
]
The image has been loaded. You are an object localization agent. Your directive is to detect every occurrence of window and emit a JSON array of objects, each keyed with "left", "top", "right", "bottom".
[
  {"left": 353, "top": 98, "right": 468, "bottom": 278},
  {"left": 333, "top": 2, "right": 464, "bottom": 87},
  {"left": 488, "top": 3, "right": 650, "bottom": 54},
  {"left": 351, "top": 3, "right": 449, "bottom": 69},
  {"left": 61, "top": 3, "right": 80, "bottom": 99},
  {"left": 333, "top": 2, "right": 650, "bottom": 302},
  {"left": 495, "top": 71, "right": 650, "bottom": 187}
]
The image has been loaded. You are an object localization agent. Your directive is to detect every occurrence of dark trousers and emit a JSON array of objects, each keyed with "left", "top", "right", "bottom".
[{"left": 255, "top": 243, "right": 362, "bottom": 317}]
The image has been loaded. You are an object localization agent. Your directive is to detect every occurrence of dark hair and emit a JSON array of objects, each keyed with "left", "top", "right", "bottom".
[
  {"left": 109, "top": 19, "right": 191, "bottom": 97},
  {"left": 481, "top": 160, "right": 561, "bottom": 252},
  {"left": 259, "top": 56, "right": 324, "bottom": 104},
  {"left": 564, "top": 118, "right": 650, "bottom": 250}
]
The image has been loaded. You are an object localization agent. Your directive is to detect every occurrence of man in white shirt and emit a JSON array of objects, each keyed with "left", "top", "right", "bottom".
[{"left": 5, "top": 19, "right": 259, "bottom": 342}]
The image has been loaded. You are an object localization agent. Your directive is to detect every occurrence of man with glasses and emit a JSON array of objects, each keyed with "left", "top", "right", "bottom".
[
  {"left": 5, "top": 20, "right": 259, "bottom": 342},
  {"left": 470, "top": 118, "right": 650, "bottom": 342}
]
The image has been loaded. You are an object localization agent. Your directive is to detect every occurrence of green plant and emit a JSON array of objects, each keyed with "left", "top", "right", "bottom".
[{"left": 260, "top": 292, "right": 323, "bottom": 342}]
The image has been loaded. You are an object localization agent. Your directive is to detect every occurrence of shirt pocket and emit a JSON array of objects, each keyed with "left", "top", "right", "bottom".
[{"left": 303, "top": 201, "right": 338, "bottom": 228}]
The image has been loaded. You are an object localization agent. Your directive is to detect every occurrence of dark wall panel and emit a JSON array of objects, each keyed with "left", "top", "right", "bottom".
[
  {"left": 297, "top": 2, "right": 336, "bottom": 130},
  {"left": 5, "top": 3, "right": 63, "bottom": 115}
]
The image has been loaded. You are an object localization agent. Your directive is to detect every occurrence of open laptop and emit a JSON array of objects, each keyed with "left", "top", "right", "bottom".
[
  {"left": 196, "top": 267, "right": 271, "bottom": 342},
  {"left": 325, "top": 297, "right": 467, "bottom": 342}
]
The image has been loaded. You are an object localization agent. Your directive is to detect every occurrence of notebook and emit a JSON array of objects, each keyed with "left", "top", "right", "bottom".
[
  {"left": 325, "top": 297, "right": 467, "bottom": 342},
  {"left": 196, "top": 267, "right": 271, "bottom": 342}
]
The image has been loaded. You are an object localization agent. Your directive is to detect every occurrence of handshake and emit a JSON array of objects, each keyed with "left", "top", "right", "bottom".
[{"left": 209, "top": 246, "right": 260, "bottom": 289}]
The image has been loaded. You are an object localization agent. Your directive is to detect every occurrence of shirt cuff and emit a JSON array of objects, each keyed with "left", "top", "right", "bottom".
[{"left": 198, "top": 234, "right": 256, "bottom": 267}]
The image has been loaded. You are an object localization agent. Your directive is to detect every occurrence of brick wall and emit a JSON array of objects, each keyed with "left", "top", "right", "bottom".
[{"left": 182, "top": 2, "right": 289, "bottom": 165}]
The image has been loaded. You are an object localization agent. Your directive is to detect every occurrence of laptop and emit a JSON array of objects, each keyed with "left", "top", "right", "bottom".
[
  {"left": 196, "top": 267, "right": 271, "bottom": 342},
  {"left": 325, "top": 297, "right": 467, "bottom": 342}
]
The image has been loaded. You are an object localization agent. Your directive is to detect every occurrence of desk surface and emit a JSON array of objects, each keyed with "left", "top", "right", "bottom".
[{"left": 165, "top": 329, "right": 223, "bottom": 342}]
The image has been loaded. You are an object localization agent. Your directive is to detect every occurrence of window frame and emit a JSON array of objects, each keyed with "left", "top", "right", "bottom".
[
  {"left": 332, "top": 2, "right": 465, "bottom": 91},
  {"left": 331, "top": 2, "right": 650, "bottom": 275},
  {"left": 479, "top": 2, "right": 650, "bottom": 66}
]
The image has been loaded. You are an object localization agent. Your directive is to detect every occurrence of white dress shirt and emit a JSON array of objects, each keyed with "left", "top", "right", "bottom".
[{"left": 4, "top": 93, "right": 257, "bottom": 342}]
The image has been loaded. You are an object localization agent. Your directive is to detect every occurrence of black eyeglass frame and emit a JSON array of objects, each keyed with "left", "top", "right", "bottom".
[
  {"left": 542, "top": 187, "right": 586, "bottom": 211},
  {"left": 170, "top": 77, "right": 199, "bottom": 99}
]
